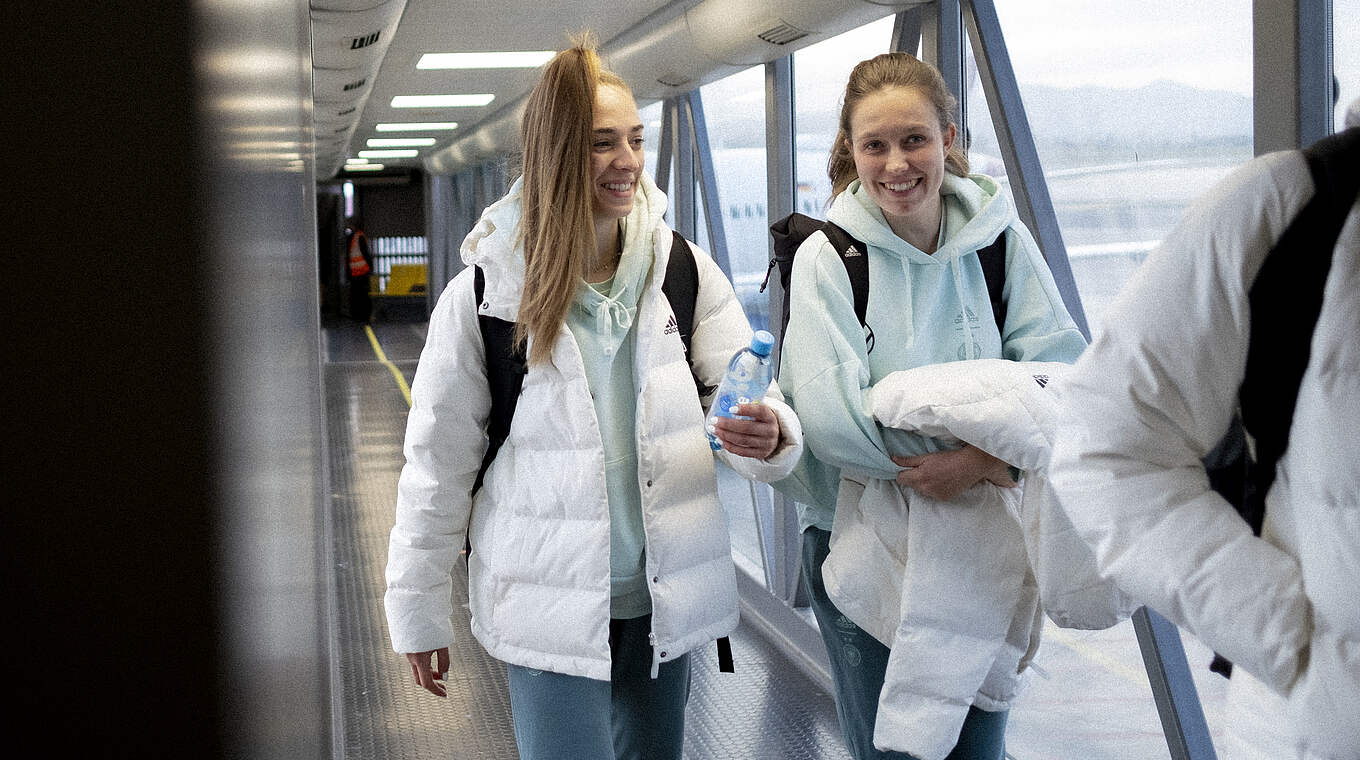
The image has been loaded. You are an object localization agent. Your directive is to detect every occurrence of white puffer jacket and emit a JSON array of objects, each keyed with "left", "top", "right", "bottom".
[
  {"left": 385, "top": 175, "right": 803, "bottom": 680},
  {"left": 1049, "top": 128, "right": 1359, "bottom": 759}
]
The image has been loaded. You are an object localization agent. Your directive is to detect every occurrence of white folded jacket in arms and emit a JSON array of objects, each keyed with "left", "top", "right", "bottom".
[
  {"left": 867, "top": 358, "right": 1137, "bottom": 631},
  {"left": 823, "top": 359, "right": 1138, "bottom": 759}
]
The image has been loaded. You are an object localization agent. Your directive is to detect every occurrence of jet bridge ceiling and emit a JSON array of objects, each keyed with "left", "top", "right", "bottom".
[{"left": 308, "top": 0, "right": 919, "bottom": 179}]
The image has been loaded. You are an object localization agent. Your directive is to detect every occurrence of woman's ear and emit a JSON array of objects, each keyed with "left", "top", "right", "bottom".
[{"left": 943, "top": 123, "right": 957, "bottom": 154}]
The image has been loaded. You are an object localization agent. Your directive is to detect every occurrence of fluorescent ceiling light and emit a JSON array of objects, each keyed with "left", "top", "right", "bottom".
[
  {"left": 358, "top": 149, "right": 419, "bottom": 158},
  {"left": 376, "top": 122, "right": 458, "bottom": 132},
  {"left": 367, "top": 137, "right": 437, "bottom": 147},
  {"left": 391, "top": 94, "right": 494, "bottom": 108},
  {"left": 346, "top": 164, "right": 385, "bottom": 171},
  {"left": 345, "top": 158, "right": 370, "bottom": 164},
  {"left": 417, "top": 51, "right": 555, "bottom": 69}
]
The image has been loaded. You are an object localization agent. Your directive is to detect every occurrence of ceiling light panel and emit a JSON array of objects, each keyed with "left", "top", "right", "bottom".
[
  {"left": 376, "top": 122, "right": 459, "bottom": 132},
  {"left": 358, "top": 149, "right": 419, "bottom": 158},
  {"left": 416, "top": 51, "right": 555, "bottom": 69},
  {"left": 390, "top": 94, "right": 494, "bottom": 108},
  {"left": 367, "top": 137, "right": 436, "bottom": 147}
]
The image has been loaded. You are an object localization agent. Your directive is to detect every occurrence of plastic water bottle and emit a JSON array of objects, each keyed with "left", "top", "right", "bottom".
[{"left": 706, "top": 330, "right": 776, "bottom": 451}]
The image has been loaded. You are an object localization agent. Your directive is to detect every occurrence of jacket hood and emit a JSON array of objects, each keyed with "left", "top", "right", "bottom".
[
  {"left": 459, "top": 177, "right": 527, "bottom": 320},
  {"left": 828, "top": 172, "right": 1013, "bottom": 265},
  {"left": 459, "top": 171, "right": 670, "bottom": 321},
  {"left": 572, "top": 174, "right": 668, "bottom": 355}
]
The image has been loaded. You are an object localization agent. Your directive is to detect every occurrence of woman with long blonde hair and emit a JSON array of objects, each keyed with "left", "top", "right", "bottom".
[{"left": 384, "top": 37, "right": 804, "bottom": 759}]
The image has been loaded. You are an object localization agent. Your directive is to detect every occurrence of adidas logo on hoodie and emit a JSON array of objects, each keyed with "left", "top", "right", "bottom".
[
  {"left": 663, "top": 314, "right": 680, "bottom": 336},
  {"left": 1033, "top": 374, "right": 1049, "bottom": 388},
  {"left": 842, "top": 245, "right": 862, "bottom": 257}
]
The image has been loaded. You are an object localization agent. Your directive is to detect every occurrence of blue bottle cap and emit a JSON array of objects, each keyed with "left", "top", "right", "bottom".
[{"left": 750, "top": 330, "right": 774, "bottom": 357}]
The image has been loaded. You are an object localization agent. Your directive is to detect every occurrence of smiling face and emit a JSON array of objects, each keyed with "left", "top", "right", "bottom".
[
  {"left": 590, "top": 84, "right": 645, "bottom": 222},
  {"left": 847, "top": 85, "right": 956, "bottom": 251}
]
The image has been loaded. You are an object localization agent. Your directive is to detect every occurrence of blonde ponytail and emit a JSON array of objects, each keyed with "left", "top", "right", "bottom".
[{"left": 515, "top": 34, "right": 631, "bottom": 366}]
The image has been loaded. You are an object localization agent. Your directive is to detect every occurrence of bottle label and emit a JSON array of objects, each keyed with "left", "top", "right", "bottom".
[{"left": 705, "top": 350, "right": 772, "bottom": 451}]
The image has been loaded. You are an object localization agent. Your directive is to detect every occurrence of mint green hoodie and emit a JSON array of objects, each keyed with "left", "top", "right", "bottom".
[
  {"left": 778, "top": 173, "right": 1087, "bottom": 531},
  {"left": 565, "top": 188, "right": 662, "bottom": 619}
]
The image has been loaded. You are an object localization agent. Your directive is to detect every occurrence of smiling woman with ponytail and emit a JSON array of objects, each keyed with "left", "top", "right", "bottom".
[
  {"left": 383, "top": 33, "right": 804, "bottom": 760},
  {"left": 776, "top": 52, "right": 1087, "bottom": 760}
]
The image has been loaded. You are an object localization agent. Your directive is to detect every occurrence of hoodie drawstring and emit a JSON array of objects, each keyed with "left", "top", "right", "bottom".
[{"left": 592, "top": 292, "right": 635, "bottom": 356}]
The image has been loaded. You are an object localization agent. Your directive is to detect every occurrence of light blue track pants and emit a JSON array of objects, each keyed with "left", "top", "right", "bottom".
[
  {"left": 802, "top": 526, "right": 1008, "bottom": 760},
  {"left": 505, "top": 614, "right": 692, "bottom": 760}
]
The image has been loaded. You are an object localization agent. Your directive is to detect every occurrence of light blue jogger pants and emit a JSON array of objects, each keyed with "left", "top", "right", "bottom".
[
  {"left": 506, "top": 614, "right": 691, "bottom": 760},
  {"left": 803, "top": 526, "right": 1008, "bottom": 760}
]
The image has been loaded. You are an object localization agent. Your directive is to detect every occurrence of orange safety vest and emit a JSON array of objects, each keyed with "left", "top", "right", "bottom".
[{"left": 348, "top": 230, "right": 371, "bottom": 277}]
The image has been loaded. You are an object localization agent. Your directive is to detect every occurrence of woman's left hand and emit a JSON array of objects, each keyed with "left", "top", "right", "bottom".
[
  {"left": 893, "top": 444, "right": 1015, "bottom": 502},
  {"left": 712, "top": 403, "right": 781, "bottom": 460}
]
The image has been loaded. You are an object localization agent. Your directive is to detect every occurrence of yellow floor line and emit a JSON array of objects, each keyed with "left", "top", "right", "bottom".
[{"left": 364, "top": 325, "right": 413, "bottom": 407}]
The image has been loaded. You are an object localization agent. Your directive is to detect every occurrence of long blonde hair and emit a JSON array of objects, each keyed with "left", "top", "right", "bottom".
[
  {"left": 515, "top": 35, "right": 630, "bottom": 365},
  {"left": 827, "top": 52, "right": 969, "bottom": 199}
]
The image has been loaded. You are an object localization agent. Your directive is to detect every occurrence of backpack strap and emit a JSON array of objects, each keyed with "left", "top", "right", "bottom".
[
  {"left": 1205, "top": 128, "right": 1358, "bottom": 678},
  {"left": 662, "top": 230, "right": 714, "bottom": 399},
  {"left": 1239, "top": 127, "right": 1360, "bottom": 532},
  {"left": 662, "top": 230, "right": 697, "bottom": 353},
  {"left": 976, "top": 233, "right": 1007, "bottom": 337},
  {"left": 659, "top": 230, "right": 729, "bottom": 671},
  {"left": 472, "top": 265, "right": 528, "bottom": 497},
  {"left": 820, "top": 221, "right": 873, "bottom": 352},
  {"left": 766, "top": 213, "right": 823, "bottom": 355}
]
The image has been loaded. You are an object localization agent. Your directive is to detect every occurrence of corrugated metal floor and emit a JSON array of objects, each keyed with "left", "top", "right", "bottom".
[{"left": 323, "top": 319, "right": 851, "bottom": 760}]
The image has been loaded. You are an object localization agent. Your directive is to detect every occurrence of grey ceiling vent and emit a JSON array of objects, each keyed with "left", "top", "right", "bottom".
[
  {"left": 656, "top": 72, "right": 691, "bottom": 87},
  {"left": 757, "top": 21, "right": 808, "bottom": 45}
]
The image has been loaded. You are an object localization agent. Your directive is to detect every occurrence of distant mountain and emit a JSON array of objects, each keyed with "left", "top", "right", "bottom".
[
  {"left": 709, "top": 78, "right": 1253, "bottom": 156},
  {"left": 1017, "top": 80, "right": 1252, "bottom": 144}
]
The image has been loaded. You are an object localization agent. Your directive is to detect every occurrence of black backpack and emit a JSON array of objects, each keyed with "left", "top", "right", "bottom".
[
  {"left": 471, "top": 229, "right": 734, "bottom": 673},
  {"left": 1203, "top": 126, "right": 1359, "bottom": 677},
  {"left": 764, "top": 213, "right": 1008, "bottom": 358}
]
